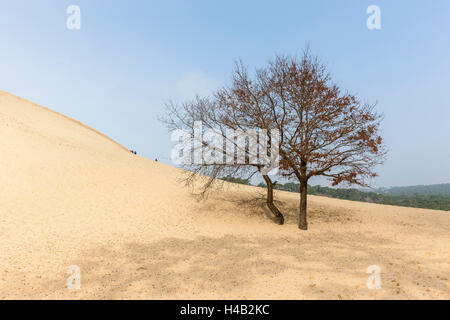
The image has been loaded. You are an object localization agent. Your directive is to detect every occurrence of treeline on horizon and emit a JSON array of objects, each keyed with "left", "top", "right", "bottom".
[
  {"left": 381, "top": 183, "right": 450, "bottom": 196},
  {"left": 220, "top": 177, "right": 450, "bottom": 211}
]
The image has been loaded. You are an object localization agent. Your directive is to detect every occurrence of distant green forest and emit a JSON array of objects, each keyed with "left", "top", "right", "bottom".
[
  {"left": 376, "top": 183, "right": 450, "bottom": 196},
  {"left": 220, "top": 177, "right": 450, "bottom": 211}
]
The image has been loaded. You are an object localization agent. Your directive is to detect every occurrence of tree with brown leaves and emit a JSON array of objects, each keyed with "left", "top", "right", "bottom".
[
  {"left": 217, "top": 50, "right": 387, "bottom": 230},
  {"left": 163, "top": 49, "right": 386, "bottom": 230}
]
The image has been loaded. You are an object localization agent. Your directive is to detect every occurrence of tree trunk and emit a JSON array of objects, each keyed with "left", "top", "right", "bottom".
[
  {"left": 262, "top": 175, "right": 284, "bottom": 225},
  {"left": 297, "top": 160, "right": 308, "bottom": 230},
  {"left": 299, "top": 180, "right": 308, "bottom": 230}
]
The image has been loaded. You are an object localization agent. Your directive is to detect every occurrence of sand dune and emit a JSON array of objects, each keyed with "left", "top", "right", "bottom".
[{"left": 0, "top": 90, "right": 448, "bottom": 299}]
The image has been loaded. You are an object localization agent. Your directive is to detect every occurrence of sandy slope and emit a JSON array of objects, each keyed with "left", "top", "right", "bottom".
[{"left": 0, "top": 90, "right": 448, "bottom": 300}]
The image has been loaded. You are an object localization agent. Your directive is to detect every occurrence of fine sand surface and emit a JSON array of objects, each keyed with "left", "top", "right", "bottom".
[{"left": 0, "top": 90, "right": 448, "bottom": 299}]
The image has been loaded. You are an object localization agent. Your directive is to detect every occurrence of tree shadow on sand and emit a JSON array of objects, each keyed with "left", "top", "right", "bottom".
[
  {"left": 42, "top": 231, "right": 449, "bottom": 299},
  {"left": 210, "top": 191, "right": 357, "bottom": 226}
]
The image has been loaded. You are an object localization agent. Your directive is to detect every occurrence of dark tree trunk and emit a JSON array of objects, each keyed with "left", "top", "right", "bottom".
[
  {"left": 297, "top": 160, "right": 308, "bottom": 230},
  {"left": 299, "top": 180, "right": 308, "bottom": 230},
  {"left": 262, "top": 174, "right": 284, "bottom": 225}
]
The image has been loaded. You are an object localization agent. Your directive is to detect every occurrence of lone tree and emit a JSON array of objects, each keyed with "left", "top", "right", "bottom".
[
  {"left": 163, "top": 48, "right": 386, "bottom": 230},
  {"left": 217, "top": 50, "right": 387, "bottom": 230}
]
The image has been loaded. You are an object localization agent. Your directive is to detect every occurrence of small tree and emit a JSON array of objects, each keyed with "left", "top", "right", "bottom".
[
  {"left": 265, "top": 52, "right": 387, "bottom": 229},
  {"left": 162, "top": 96, "right": 285, "bottom": 225},
  {"left": 218, "top": 50, "right": 387, "bottom": 230}
]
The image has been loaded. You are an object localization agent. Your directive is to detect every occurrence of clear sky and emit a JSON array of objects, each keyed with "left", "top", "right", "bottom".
[{"left": 1, "top": 0, "right": 449, "bottom": 187}]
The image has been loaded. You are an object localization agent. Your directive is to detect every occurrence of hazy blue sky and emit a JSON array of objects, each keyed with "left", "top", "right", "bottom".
[{"left": 1, "top": 0, "right": 449, "bottom": 187}]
